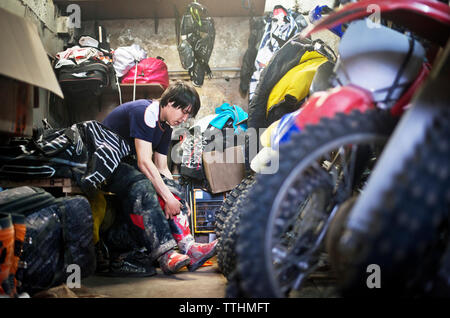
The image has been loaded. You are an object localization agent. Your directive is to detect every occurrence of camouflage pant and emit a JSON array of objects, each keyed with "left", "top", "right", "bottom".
[{"left": 102, "top": 162, "right": 188, "bottom": 261}]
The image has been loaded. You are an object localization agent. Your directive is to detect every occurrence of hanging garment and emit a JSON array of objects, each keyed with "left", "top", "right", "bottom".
[
  {"left": 248, "top": 35, "right": 336, "bottom": 129},
  {"left": 55, "top": 46, "right": 107, "bottom": 68},
  {"left": 265, "top": 51, "right": 329, "bottom": 124},
  {"left": 248, "top": 6, "right": 300, "bottom": 101},
  {"left": 177, "top": 2, "right": 215, "bottom": 87}
]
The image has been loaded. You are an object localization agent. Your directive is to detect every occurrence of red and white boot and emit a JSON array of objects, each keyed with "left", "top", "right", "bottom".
[
  {"left": 171, "top": 212, "right": 217, "bottom": 272},
  {"left": 157, "top": 250, "right": 190, "bottom": 274}
]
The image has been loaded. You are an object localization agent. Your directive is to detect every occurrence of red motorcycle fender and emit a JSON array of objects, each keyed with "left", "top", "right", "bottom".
[{"left": 294, "top": 85, "right": 375, "bottom": 130}]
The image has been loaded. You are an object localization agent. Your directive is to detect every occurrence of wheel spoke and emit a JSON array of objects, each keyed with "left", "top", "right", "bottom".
[{"left": 235, "top": 110, "right": 397, "bottom": 297}]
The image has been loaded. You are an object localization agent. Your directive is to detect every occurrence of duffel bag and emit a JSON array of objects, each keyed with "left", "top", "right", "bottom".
[
  {"left": 121, "top": 57, "right": 169, "bottom": 89},
  {"left": 57, "top": 61, "right": 114, "bottom": 98}
]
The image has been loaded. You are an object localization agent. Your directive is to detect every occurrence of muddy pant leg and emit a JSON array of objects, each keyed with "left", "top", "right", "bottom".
[
  {"left": 103, "top": 163, "right": 177, "bottom": 261},
  {"left": 126, "top": 179, "right": 177, "bottom": 260}
]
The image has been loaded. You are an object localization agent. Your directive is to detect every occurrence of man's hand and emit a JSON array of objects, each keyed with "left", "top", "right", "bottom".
[{"left": 164, "top": 194, "right": 183, "bottom": 219}]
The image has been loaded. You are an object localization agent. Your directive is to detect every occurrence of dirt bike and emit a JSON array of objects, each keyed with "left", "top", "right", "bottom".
[
  {"left": 233, "top": 0, "right": 449, "bottom": 298},
  {"left": 326, "top": 2, "right": 450, "bottom": 297},
  {"left": 215, "top": 25, "right": 337, "bottom": 284}
]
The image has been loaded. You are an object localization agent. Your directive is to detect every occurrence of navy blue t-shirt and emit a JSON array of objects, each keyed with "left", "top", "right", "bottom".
[{"left": 102, "top": 99, "right": 172, "bottom": 155}]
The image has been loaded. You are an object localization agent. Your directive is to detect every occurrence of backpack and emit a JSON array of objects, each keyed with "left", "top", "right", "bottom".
[{"left": 0, "top": 121, "right": 131, "bottom": 196}]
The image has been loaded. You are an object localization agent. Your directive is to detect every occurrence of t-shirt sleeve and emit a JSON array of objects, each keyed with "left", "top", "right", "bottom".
[
  {"left": 155, "top": 126, "right": 172, "bottom": 156},
  {"left": 129, "top": 104, "right": 156, "bottom": 144}
]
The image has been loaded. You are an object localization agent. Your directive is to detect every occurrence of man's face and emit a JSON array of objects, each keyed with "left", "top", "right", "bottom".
[{"left": 165, "top": 101, "right": 192, "bottom": 126}]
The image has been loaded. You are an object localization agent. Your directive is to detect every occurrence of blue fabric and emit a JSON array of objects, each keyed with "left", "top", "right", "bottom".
[
  {"left": 271, "top": 109, "right": 301, "bottom": 149},
  {"left": 209, "top": 103, "right": 248, "bottom": 133},
  {"left": 102, "top": 99, "right": 172, "bottom": 155},
  {"left": 311, "top": 5, "right": 343, "bottom": 37}
]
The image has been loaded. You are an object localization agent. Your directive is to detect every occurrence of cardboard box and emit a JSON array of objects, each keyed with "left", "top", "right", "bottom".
[
  {"left": 202, "top": 146, "right": 246, "bottom": 194},
  {"left": 0, "top": 8, "right": 63, "bottom": 136}
]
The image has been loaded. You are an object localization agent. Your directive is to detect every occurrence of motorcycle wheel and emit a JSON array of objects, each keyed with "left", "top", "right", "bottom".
[
  {"left": 338, "top": 110, "right": 450, "bottom": 296},
  {"left": 215, "top": 174, "right": 255, "bottom": 239},
  {"left": 217, "top": 178, "right": 255, "bottom": 279},
  {"left": 236, "top": 109, "right": 397, "bottom": 297}
]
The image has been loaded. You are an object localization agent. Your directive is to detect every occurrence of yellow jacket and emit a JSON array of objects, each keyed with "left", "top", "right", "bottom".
[{"left": 267, "top": 51, "right": 328, "bottom": 116}]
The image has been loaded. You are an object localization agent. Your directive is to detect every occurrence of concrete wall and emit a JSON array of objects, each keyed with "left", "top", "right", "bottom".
[
  {"left": 100, "top": 16, "right": 251, "bottom": 122},
  {"left": 72, "top": 0, "right": 340, "bottom": 125}
]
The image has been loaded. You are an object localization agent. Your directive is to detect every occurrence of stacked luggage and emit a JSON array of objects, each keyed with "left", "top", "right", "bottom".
[
  {"left": 0, "top": 186, "right": 96, "bottom": 297},
  {"left": 54, "top": 37, "right": 117, "bottom": 99}
]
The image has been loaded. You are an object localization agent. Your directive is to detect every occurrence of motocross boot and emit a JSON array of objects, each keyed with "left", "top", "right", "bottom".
[
  {"left": 9, "top": 214, "right": 26, "bottom": 297},
  {"left": 170, "top": 211, "right": 217, "bottom": 272},
  {"left": 0, "top": 213, "right": 14, "bottom": 297},
  {"left": 157, "top": 249, "right": 190, "bottom": 274}
]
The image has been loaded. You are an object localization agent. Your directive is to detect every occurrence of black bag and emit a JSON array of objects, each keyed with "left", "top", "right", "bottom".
[
  {"left": 57, "top": 61, "right": 114, "bottom": 98},
  {"left": 0, "top": 128, "right": 86, "bottom": 180},
  {"left": 0, "top": 121, "right": 130, "bottom": 196},
  {"left": 0, "top": 186, "right": 96, "bottom": 295}
]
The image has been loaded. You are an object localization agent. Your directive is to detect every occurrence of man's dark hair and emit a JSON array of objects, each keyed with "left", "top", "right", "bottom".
[{"left": 159, "top": 81, "right": 201, "bottom": 118}]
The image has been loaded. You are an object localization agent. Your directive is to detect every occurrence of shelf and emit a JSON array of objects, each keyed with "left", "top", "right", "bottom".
[
  {"left": 54, "top": 0, "right": 266, "bottom": 20},
  {"left": 100, "top": 83, "right": 165, "bottom": 111},
  {"left": 119, "top": 83, "right": 165, "bottom": 100}
]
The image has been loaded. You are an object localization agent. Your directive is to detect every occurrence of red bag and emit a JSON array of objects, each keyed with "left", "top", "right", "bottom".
[{"left": 121, "top": 57, "right": 169, "bottom": 89}]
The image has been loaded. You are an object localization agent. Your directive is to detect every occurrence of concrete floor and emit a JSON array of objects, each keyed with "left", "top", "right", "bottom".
[
  {"left": 80, "top": 256, "right": 228, "bottom": 298},
  {"left": 76, "top": 258, "right": 339, "bottom": 298},
  {"left": 31, "top": 256, "right": 339, "bottom": 298}
]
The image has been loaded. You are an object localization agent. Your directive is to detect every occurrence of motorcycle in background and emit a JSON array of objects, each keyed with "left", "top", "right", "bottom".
[{"left": 234, "top": 0, "right": 450, "bottom": 297}]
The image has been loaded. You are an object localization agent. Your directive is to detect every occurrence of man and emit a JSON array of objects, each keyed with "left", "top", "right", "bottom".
[{"left": 101, "top": 81, "right": 217, "bottom": 275}]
